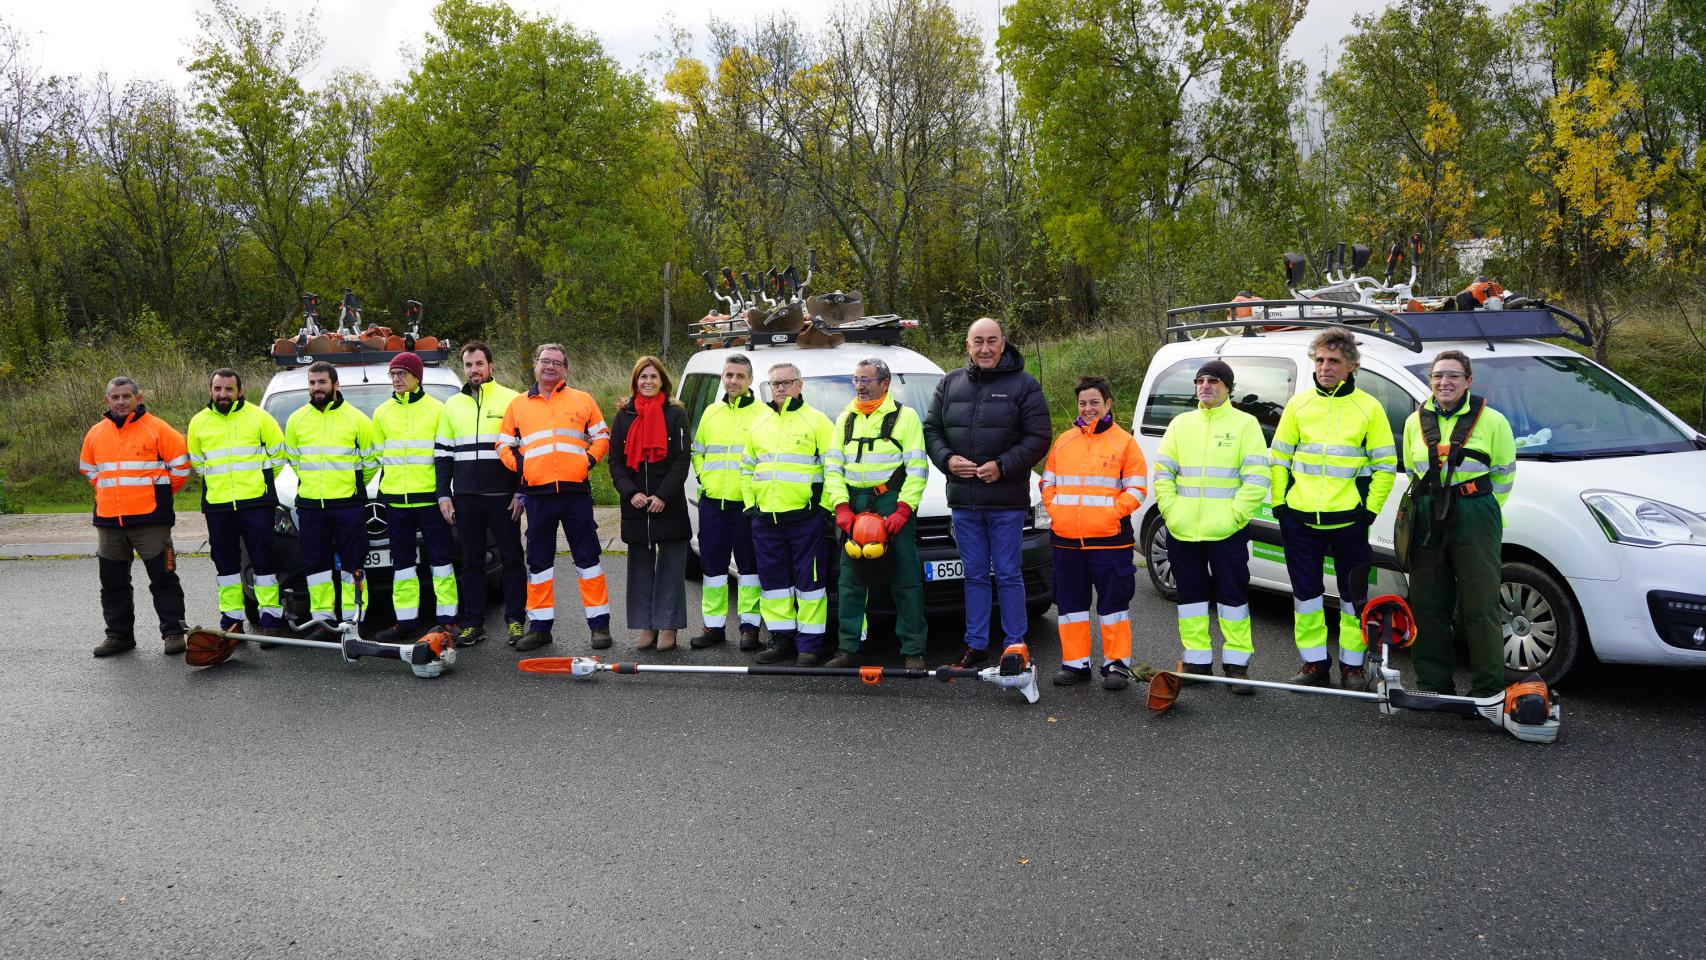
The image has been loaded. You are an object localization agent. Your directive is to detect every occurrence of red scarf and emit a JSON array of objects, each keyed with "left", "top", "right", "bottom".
[{"left": 626, "top": 393, "right": 668, "bottom": 469}]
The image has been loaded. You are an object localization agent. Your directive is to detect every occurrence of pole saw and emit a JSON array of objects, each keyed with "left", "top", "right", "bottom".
[
  {"left": 519, "top": 642, "right": 1042, "bottom": 704},
  {"left": 1141, "top": 593, "right": 1561, "bottom": 744},
  {"left": 183, "top": 621, "right": 457, "bottom": 679}
]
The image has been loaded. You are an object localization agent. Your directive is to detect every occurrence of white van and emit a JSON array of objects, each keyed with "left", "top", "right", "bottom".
[
  {"left": 675, "top": 329, "right": 1055, "bottom": 621},
  {"left": 1130, "top": 305, "right": 1706, "bottom": 684}
]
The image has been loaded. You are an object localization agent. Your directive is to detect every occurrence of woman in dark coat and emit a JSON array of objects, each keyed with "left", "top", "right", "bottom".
[{"left": 607, "top": 355, "right": 692, "bottom": 651}]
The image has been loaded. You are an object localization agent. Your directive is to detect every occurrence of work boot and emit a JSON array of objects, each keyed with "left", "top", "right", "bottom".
[
  {"left": 455, "top": 624, "right": 486, "bottom": 648},
  {"left": 738, "top": 626, "right": 763, "bottom": 651},
  {"left": 795, "top": 652, "right": 823, "bottom": 668},
  {"left": 589, "top": 627, "right": 613, "bottom": 650},
  {"left": 1339, "top": 663, "right": 1371, "bottom": 691},
  {"left": 822, "top": 651, "right": 857, "bottom": 669},
  {"left": 374, "top": 621, "right": 419, "bottom": 644},
  {"left": 754, "top": 644, "right": 795, "bottom": 664},
  {"left": 690, "top": 628, "right": 726, "bottom": 649},
  {"left": 1101, "top": 661, "right": 1132, "bottom": 691},
  {"left": 162, "top": 633, "right": 187, "bottom": 656},
  {"left": 1052, "top": 664, "right": 1092, "bottom": 686},
  {"left": 506, "top": 621, "right": 525, "bottom": 645},
  {"left": 258, "top": 624, "right": 283, "bottom": 649},
  {"left": 903, "top": 655, "right": 927, "bottom": 671},
  {"left": 1223, "top": 663, "right": 1255, "bottom": 696},
  {"left": 946, "top": 645, "right": 989, "bottom": 670},
  {"left": 93, "top": 635, "right": 136, "bottom": 658},
  {"left": 514, "top": 631, "right": 553, "bottom": 652},
  {"left": 1287, "top": 660, "right": 1334, "bottom": 687}
]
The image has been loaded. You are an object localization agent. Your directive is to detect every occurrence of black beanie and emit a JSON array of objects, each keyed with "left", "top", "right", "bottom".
[{"left": 1196, "top": 359, "right": 1235, "bottom": 388}]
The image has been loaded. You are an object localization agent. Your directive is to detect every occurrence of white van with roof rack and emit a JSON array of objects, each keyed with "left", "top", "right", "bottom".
[{"left": 1131, "top": 296, "right": 1706, "bottom": 684}]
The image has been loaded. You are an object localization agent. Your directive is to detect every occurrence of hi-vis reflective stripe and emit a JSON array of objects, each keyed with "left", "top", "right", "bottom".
[
  {"left": 1052, "top": 494, "right": 1116, "bottom": 506},
  {"left": 756, "top": 452, "right": 819, "bottom": 465},
  {"left": 529, "top": 569, "right": 554, "bottom": 585},
  {"left": 1057, "top": 611, "right": 1090, "bottom": 625},
  {"left": 196, "top": 461, "right": 267, "bottom": 475},
  {"left": 288, "top": 445, "right": 363, "bottom": 457},
  {"left": 696, "top": 443, "right": 744, "bottom": 454},
  {"left": 1152, "top": 456, "right": 1181, "bottom": 477},
  {"left": 93, "top": 460, "right": 168, "bottom": 472},
  {"left": 577, "top": 565, "right": 604, "bottom": 580},
  {"left": 521, "top": 427, "right": 588, "bottom": 445},
  {"left": 1297, "top": 443, "right": 1368, "bottom": 457},
  {"left": 201, "top": 445, "right": 268, "bottom": 458},
  {"left": 1292, "top": 462, "right": 1361, "bottom": 478},
  {"left": 698, "top": 461, "right": 740, "bottom": 472},
  {"left": 1294, "top": 595, "right": 1324, "bottom": 614},
  {"left": 451, "top": 450, "right": 503, "bottom": 461},
  {"left": 379, "top": 456, "right": 435, "bottom": 466},
  {"left": 1217, "top": 603, "right": 1251, "bottom": 621},
  {"left": 1177, "top": 602, "right": 1210, "bottom": 619},
  {"left": 1047, "top": 474, "right": 1122, "bottom": 489},
  {"left": 1101, "top": 610, "right": 1131, "bottom": 625},
  {"left": 1175, "top": 487, "right": 1237, "bottom": 499},
  {"left": 96, "top": 476, "right": 170, "bottom": 488}
]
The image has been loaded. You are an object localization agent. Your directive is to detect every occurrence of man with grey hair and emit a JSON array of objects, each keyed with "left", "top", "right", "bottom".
[
  {"left": 822, "top": 357, "right": 931, "bottom": 669},
  {"left": 923, "top": 316, "right": 1051, "bottom": 669},
  {"left": 80, "top": 376, "right": 191, "bottom": 657},
  {"left": 1269, "top": 326, "right": 1398, "bottom": 689}
]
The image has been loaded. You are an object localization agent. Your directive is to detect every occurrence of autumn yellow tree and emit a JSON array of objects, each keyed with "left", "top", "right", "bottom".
[
  {"left": 1377, "top": 89, "right": 1477, "bottom": 279},
  {"left": 1529, "top": 49, "right": 1674, "bottom": 360}
]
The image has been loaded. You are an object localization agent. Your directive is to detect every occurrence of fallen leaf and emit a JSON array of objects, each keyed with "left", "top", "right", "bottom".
[
  {"left": 1046, "top": 716, "right": 1058, "bottom": 723},
  {"left": 1018, "top": 859, "right": 1030, "bottom": 865}
]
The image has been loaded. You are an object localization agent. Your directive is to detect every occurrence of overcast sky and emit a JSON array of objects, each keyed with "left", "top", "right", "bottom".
[{"left": 7, "top": 0, "right": 1507, "bottom": 90}]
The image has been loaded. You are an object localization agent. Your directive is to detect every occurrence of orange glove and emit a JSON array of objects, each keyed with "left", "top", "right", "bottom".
[{"left": 883, "top": 502, "right": 912, "bottom": 537}]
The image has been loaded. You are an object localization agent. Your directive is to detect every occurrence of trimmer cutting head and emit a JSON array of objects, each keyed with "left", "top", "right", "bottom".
[{"left": 185, "top": 627, "right": 240, "bottom": 667}]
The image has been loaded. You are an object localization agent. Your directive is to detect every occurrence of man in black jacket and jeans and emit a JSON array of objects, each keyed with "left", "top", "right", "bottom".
[{"left": 924, "top": 317, "right": 1052, "bottom": 667}]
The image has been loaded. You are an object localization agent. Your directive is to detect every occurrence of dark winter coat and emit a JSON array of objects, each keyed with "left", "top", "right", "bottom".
[
  {"left": 923, "top": 342, "right": 1052, "bottom": 511},
  {"left": 607, "top": 399, "right": 692, "bottom": 545}
]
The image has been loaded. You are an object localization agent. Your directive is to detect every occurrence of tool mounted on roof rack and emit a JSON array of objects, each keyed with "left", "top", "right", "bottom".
[
  {"left": 691, "top": 249, "right": 919, "bottom": 350},
  {"left": 270, "top": 290, "right": 450, "bottom": 367}
]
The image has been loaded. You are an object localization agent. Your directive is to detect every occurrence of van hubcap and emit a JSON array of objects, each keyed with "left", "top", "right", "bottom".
[{"left": 1500, "top": 583, "right": 1558, "bottom": 671}]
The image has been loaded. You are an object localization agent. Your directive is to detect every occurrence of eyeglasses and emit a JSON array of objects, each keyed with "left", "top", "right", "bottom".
[
  {"left": 387, "top": 370, "right": 412, "bottom": 378},
  {"left": 850, "top": 376, "right": 885, "bottom": 386},
  {"left": 536, "top": 358, "right": 566, "bottom": 368},
  {"left": 769, "top": 378, "right": 799, "bottom": 389},
  {"left": 1193, "top": 376, "right": 1222, "bottom": 386},
  {"left": 1429, "top": 372, "right": 1467, "bottom": 381}
]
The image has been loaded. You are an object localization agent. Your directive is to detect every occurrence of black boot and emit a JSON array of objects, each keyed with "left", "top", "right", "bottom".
[
  {"left": 690, "top": 628, "right": 726, "bottom": 649},
  {"left": 737, "top": 626, "right": 763, "bottom": 651},
  {"left": 1223, "top": 663, "right": 1255, "bottom": 696},
  {"left": 1287, "top": 660, "right": 1333, "bottom": 687},
  {"left": 754, "top": 643, "right": 795, "bottom": 664},
  {"left": 1052, "top": 664, "right": 1092, "bottom": 686},
  {"left": 374, "top": 620, "right": 419, "bottom": 643}
]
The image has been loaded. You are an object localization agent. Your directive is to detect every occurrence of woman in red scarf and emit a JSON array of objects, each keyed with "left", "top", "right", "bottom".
[{"left": 608, "top": 356, "right": 692, "bottom": 651}]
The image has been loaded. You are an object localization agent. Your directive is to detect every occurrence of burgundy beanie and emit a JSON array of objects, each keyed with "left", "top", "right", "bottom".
[{"left": 389, "top": 352, "right": 424, "bottom": 381}]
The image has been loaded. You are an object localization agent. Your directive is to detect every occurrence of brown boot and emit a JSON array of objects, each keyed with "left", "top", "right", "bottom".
[
  {"left": 162, "top": 633, "right": 187, "bottom": 656},
  {"left": 93, "top": 636, "right": 136, "bottom": 658}
]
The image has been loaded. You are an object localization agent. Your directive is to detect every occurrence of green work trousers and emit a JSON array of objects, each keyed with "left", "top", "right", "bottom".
[
  {"left": 1407, "top": 492, "right": 1505, "bottom": 697},
  {"left": 837, "top": 486, "right": 926, "bottom": 656}
]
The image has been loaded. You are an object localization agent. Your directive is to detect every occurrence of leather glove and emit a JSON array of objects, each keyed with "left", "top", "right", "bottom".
[
  {"left": 883, "top": 502, "right": 912, "bottom": 537},
  {"left": 835, "top": 503, "right": 855, "bottom": 534}
]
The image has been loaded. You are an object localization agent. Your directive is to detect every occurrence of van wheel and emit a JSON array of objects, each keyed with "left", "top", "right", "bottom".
[
  {"left": 1140, "top": 515, "right": 1179, "bottom": 601},
  {"left": 1501, "top": 562, "right": 1588, "bottom": 686}
]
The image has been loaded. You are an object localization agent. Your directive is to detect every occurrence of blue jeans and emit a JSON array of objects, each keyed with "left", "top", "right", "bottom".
[{"left": 951, "top": 508, "right": 1028, "bottom": 650}]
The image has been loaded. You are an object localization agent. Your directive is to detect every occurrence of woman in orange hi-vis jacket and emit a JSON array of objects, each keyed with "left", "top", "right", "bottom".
[
  {"left": 1039, "top": 375, "right": 1148, "bottom": 690},
  {"left": 497, "top": 343, "right": 613, "bottom": 652}
]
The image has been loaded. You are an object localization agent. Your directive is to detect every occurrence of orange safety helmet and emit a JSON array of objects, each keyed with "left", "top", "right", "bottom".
[
  {"left": 1360, "top": 594, "right": 1417, "bottom": 651},
  {"left": 843, "top": 512, "right": 889, "bottom": 560}
]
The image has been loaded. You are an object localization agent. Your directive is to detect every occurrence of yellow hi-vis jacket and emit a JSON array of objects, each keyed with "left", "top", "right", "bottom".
[
  {"left": 370, "top": 388, "right": 445, "bottom": 506},
  {"left": 435, "top": 379, "right": 521, "bottom": 498},
  {"left": 1269, "top": 377, "right": 1397, "bottom": 526},
  {"left": 692, "top": 391, "right": 765, "bottom": 503},
  {"left": 740, "top": 397, "right": 835, "bottom": 518},
  {"left": 284, "top": 394, "right": 377, "bottom": 507},
  {"left": 1153, "top": 401, "right": 1270, "bottom": 542},
  {"left": 822, "top": 393, "right": 929, "bottom": 511},
  {"left": 187, "top": 399, "right": 285, "bottom": 511}
]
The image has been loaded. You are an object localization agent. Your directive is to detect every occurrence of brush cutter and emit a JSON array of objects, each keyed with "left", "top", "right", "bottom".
[
  {"left": 1143, "top": 594, "right": 1561, "bottom": 744},
  {"left": 519, "top": 643, "right": 1041, "bottom": 704},
  {"left": 183, "top": 621, "right": 457, "bottom": 678}
]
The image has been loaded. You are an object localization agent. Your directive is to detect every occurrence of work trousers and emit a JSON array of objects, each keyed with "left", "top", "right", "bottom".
[
  {"left": 1172, "top": 527, "right": 1254, "bottom": 667},
  {"left": 698, "top": 498, "right": 760, "bottom": 632},
  {"left": 628, "top": 540, "right": 688, "bottom": 631},
  {"left": 523, "top": 492, "right": 610, "bottom": 634},
  {"left": 1408, "top": 493, "right": 1506, "bottom": 697},
  {"left": 386, "top": 503, "right": 458, "bottom": 626},
  {"left": 752, "top": 514, "right": 829, "bottom": 655},
  {"left": 455, "top": 493, "right": 525, "bottom": 627},
  {"left": 207, "top": 507, "right": 279, "bottom": 630},
  {"left": 1278, "top": 512, "right": 1372, "bottom": 666},
  {"left": 95, "top": 523, "right": 186, "bottom": 641},
  {"left": 837, "top": 487, "right": 926, "bottom": 656},
  {"left": 298, "top": 505, "right": 367, "bottom": 625},
  {"left": 951, "top": 508, "right": 1028, "bottom": 651},
  {"left": 1053, "top": 546, "right": 1136, "bottom": 670}
]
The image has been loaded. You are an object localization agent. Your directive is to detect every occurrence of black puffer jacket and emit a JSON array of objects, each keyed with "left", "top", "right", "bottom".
[
  {"left": 607, "top": 400, "right": 692, "bottom": 545},
  {"left": 923, "top": 342, "right": 1052, "bottom": 510}
]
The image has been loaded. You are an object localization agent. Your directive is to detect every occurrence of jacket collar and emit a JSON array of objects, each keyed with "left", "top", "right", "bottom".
[
  {"left": 1075, "top": 413, "right": 1115, "bottom": 436},
  {"left": 310, "top": 392, "right": 345, "bottom": 411},
  {"left": 528, "top": 380, "right": 565, "bottom": 399},
  {"left": 725, "top": 391, "right": 755, "bottom": 409},
  {"left": 205, "top": 397, "right": 247, "bottom": 416},
  {"left": 965, "top": 341, "right": 1024, "bottom": 383},
  {"left": 1424, "top": 390, "right": 1473, "bottom": 418},
  {"left": 463, "top": 378, "right": 507, "bottom": 398},
  {"left": 770, "top": 396, "right": 803, "bottom": 413},
  {"left": 1313, "top": 372, "right": 1356, "bottom": 397},
  {"left": 847, "top": 391, "right": 897, "bottom": 417},
  {"left": 103, "top": 404, "right": 146, "bottom": 429},
  {"left": 391, "top": 388, "right": 426, "bottom": 405}
]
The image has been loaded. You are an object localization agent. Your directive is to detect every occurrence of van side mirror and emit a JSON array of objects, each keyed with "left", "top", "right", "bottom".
[{"left": 1282, "top": 253, "right": 1308, "bottom": 288}]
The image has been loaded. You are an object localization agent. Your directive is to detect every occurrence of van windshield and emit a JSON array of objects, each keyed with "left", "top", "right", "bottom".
[
  {"left": 264, "top": 382, "right": 460, "bottom": 425},
  {"left": 1404, "top": 355, "right": 1693, "bottom": 459},
  {"left": 769, "top": 374, "right": 944, "bottom": 418}
]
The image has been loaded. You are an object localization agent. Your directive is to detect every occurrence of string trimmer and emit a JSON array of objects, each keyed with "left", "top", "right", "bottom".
[
  {"left": 519, "top": 642, "right": 1041, "bottom": 704},
  {"left": 1143, "top": 594, "right": 1561, "bottom": 744},
  {"left": 184, "top": 621, "right": 457, "bottom": 678}
]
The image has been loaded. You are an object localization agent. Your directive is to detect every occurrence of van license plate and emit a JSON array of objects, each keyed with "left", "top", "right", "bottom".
[
  {"left": 924, "top": 559, "right": 963, "bottom": 581},
  {"left": 364, "top": 549, "right": 390, "bottom": 569}
]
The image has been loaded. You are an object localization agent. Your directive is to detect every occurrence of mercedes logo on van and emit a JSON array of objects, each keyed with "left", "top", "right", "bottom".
[{"left": 364, "top": 503, "right": 388, "bottom": 537}]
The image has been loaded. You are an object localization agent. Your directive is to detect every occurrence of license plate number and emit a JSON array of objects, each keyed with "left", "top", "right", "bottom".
[
  {"left": 364, "top": 549, "right": 390, "bottom": 569},
  {"left": 924, "top": 559, "right": 963, "bottom": 581}
]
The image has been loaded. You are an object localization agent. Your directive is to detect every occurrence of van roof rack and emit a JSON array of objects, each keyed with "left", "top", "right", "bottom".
[
  {"left": 692, "top": 313, "right": 917, "bottom": 351},
  {"left": 1164, "top": 299, "right": 1593, "bottom": 353},
  {"left": 272, "top": 292, "right": 451, "bottom": 367},
  {"left": 270, "top": 346, "right": 452, "bottom": 368}
]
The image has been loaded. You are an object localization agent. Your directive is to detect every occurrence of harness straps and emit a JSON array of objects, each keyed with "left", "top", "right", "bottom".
[
  {"left": 843, "top": 402, "right": 906, "bottom": 494},
  {"left": 1417, "top": 395, "right": 1487, "bottom": 524}
]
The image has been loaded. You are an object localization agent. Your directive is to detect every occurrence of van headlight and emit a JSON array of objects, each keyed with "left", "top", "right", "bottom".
[{"left": 1582, "top": 491, "right": 1706, "bottom": 548}]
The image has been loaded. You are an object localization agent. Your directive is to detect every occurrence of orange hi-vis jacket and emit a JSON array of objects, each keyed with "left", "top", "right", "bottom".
[
  {"left": 1040, "top": 417, "right": 1149, "bottom": 549},
  {"left": 497, "top": 382, "right": 610, "bottom": 494},
  {"left": 79, "top": 406, "right": 191, "bottom": 527}
]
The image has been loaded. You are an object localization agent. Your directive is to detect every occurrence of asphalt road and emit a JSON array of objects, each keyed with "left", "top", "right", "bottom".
[{"left": 4, "top": 554, "right": 1705, "bottom": 960}]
